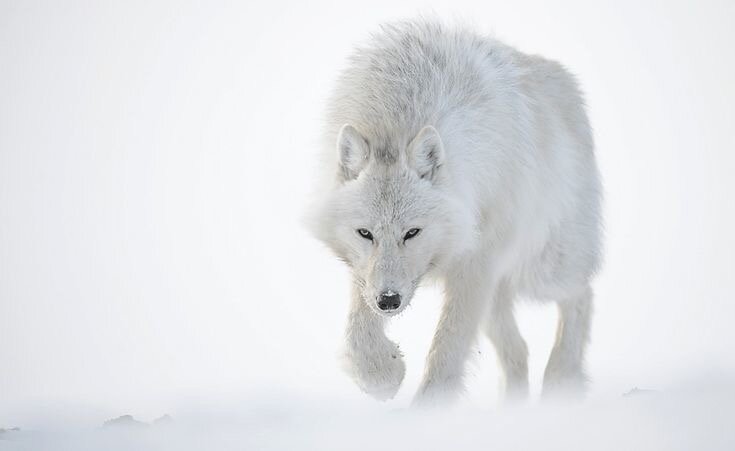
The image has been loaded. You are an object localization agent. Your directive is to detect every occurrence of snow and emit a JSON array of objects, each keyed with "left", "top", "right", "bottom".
[{"left": 2, "top": 382, "right": 734, "bottom": 451}]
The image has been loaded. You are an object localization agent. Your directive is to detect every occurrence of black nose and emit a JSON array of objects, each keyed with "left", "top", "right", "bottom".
[{"left": 378, "top": 291, "right": 401, "bottom": 311}]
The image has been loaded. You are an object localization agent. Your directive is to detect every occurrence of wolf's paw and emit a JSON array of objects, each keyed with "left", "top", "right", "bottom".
[
  {"left": 542, "top": 366, "right": 588, "bottom": 400},
  {"left": 341, "top": 340, "right": 405, "bottom": 401},
  {"left": 411, "top": 378, "right": 461, "bottom": 409}
]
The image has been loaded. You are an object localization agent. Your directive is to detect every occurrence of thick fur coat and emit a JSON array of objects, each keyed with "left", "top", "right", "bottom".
[{"left": 308, "top": 20, "right": 602, "bottom": 406}]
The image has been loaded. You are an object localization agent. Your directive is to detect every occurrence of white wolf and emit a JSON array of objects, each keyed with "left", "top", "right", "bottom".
[{"left": 308, "top": 20, "right": 602, "bottom": 407}]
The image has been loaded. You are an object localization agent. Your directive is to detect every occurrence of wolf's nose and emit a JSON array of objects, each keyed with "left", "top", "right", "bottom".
[{"left": 378, "top": 291, "right": 401, "bottom": 311}]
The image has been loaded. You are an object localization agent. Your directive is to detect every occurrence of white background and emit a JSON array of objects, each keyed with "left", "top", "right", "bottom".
[{"left": 2, "top": 0, "right": 734, "bottom": 429}]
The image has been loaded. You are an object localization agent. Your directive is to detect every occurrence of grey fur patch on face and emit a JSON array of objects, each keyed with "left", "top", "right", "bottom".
[{"left": 372, "top": 144, "right": 398, "bottom": 165}]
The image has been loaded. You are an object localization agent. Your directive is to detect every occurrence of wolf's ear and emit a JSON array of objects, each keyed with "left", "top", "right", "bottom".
[
  {"left": 337, "top": 124, "right": 369, "bottom": 182},
  {"left": 407, "top": 125, "right": 444, "bottom": 182}
]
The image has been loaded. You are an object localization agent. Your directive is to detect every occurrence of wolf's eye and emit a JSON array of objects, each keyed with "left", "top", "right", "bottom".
[
  {"left": 357, "top": 228, "right": 373, "bottom": 241},
  {"left": 404, "top": 228, "right": 421, "bottom": 241}
]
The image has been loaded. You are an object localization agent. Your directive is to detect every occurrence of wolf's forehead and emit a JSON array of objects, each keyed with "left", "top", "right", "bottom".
[{"left": 365, "top": 175, "right": 423, "bottom": 222}]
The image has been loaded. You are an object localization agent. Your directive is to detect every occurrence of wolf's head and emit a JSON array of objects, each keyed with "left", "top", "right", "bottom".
[{"left": 310, "top": 124, "right": 475, "bottom": 317}]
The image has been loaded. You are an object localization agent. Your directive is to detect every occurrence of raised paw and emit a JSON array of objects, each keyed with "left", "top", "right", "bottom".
[{"left": 341, "top": 340, "right": 406, "bottom": 401}]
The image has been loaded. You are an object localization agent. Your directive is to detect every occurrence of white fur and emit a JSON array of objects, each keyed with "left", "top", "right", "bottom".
[{"left": 307, "top": 20, "right": 602, "bottom": 407}]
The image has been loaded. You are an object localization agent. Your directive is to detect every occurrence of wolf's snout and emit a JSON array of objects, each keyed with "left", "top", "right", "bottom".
[{"left": 377, "top": 291, "right": 401, "bottom": 311}]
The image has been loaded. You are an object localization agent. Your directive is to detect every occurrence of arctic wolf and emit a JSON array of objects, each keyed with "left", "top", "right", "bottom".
[{"left": 308, "top": 20, "right": 602, "bottom": 407}]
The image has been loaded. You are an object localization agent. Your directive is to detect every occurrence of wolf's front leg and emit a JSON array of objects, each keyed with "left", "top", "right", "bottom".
[
  {"left": 341, "top": 281, "right": 405, "bottom": 401},
  {"left": 413, "top": 260, "right": 496, "bottom": 407}
]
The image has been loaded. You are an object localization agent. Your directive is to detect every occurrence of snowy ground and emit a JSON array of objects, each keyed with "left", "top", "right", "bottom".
[{"left": 2, "top": 383, "right": 734, "bottom": 451}]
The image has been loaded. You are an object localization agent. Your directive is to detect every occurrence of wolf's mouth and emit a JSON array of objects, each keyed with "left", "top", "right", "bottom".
[{"left": 369, "top": 300, "right": 409, "bottom": 317}]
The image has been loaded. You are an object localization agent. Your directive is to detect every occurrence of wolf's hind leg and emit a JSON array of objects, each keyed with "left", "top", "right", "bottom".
[
  {"left": 542, "top": 285, "right": 593, "bottom": 398},
  {"left": 484, "top": 280, "right": 529, "bottom": 400}
]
